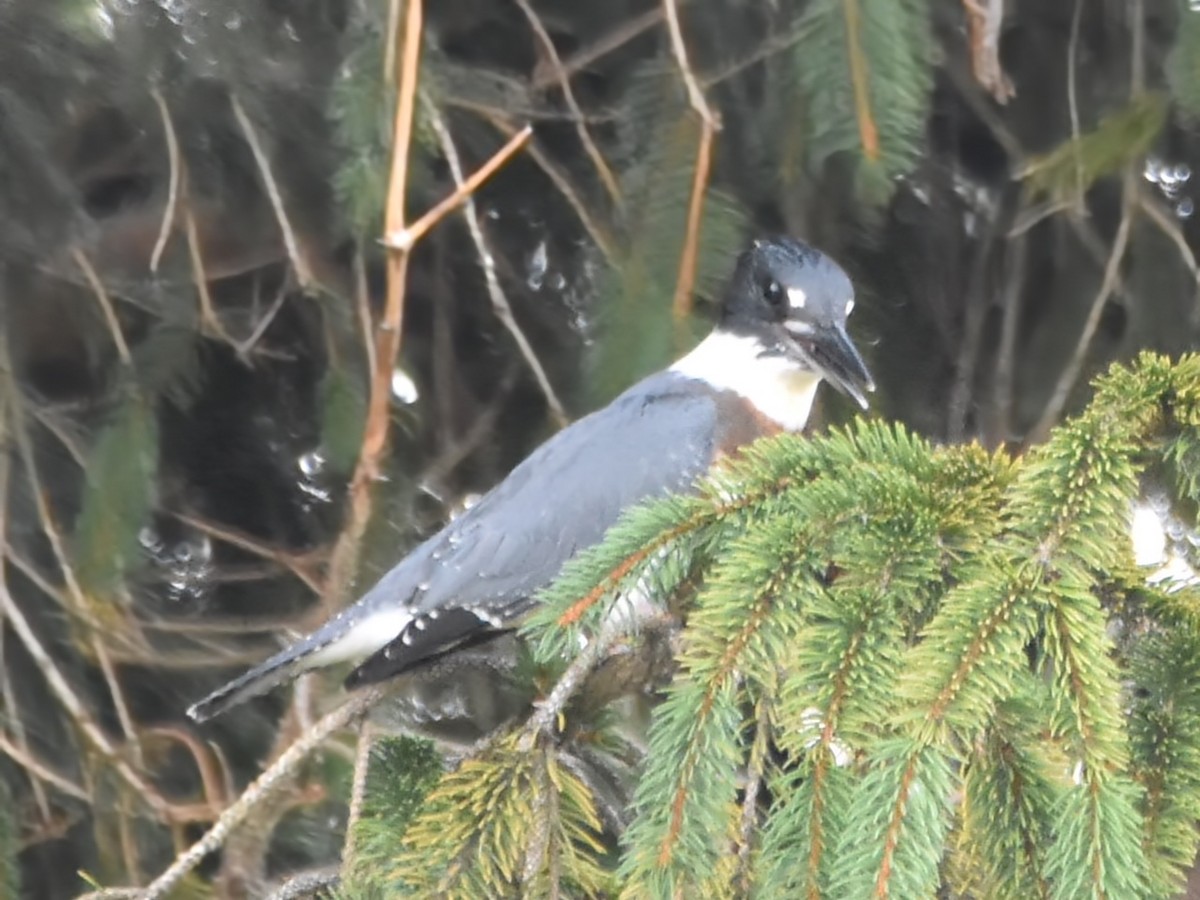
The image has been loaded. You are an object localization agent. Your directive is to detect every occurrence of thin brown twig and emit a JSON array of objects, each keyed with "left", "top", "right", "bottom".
[
  {"left": 672, "top": 119, "right": 715, "bottom": 325},
  {"left": 353, "top": 248, "right": 377, "bottom": 384},
  {"left": 170, "top": 510, "right": 324, "bottom": 595},
  {"left": 484, "top": 114, "right": 616, "bottom": 260},
  {"left": 663, "top": 0, "right": 717, "bottom": 129},
  {"left": 381, "top": 125, "right": 533, "bottom": 251},
  {"left": 237, "top": 277, "right": 290, "bottom": 360},
  {"left": 988, "top": 232, "right": 1028, "bottom": 445},
  {"left": 0, "top": 392, "right": 52, "bottom": 821},
  {"left": 1136, "top": 188, "right": 1200, "bottom": 284},
  {"left": 530, "top": 5, "right": 669, "bottom": 91},
  {"left": 93, "top": 635, "right": 143, "bottom": 768},
  {"left": 0, "top": 552, "right": 169, "bottom": 818},
  {"left": 383, "top": 0, "right": 401, "bottom": 81},
  {"left": 664, "top": 0, "right": 719, "bottom": 326},
  {"left": 0, "top": 732, "right": 89, "bottom": 802},
  {"left": 142, "top": 725, "right": 230, "bottom": 813},
  {"left": 0, "top": 375, "right": 179, "bottom": 820},
  {"left": 700, "top": 18, "right": 819, "bottom": 89},
  {"left": 516, "top": 0, "right": 622, "bottom": 207},
  {"left": 184, "top": 201, "right": 238, "bottom": 345},
  {"left": 1030, "top": 180, "right": 1134, "bottom": 443},
  {"left": 27, "top": 404, "right": 89, "bottom": 467},
  {"left": 139, "top": 689, "right": 382, "bottom": 900},
  {"left": 341, "top": 719, "right": 374, "bottom": 866},
  {"left": 1067, "top": 0, "right": 1084, "bottom": 207},
  {"left": 735, "top": 697, "right": 771, "bottom": 897},
  {"left": 149, "top": 88, "right": 182, "bottom": 272},
  {"left": 423, "top": 97, "right": 567, "bottom": 426},
  {"left": 323, "top": 0, "right": 425, "bottom": 614},
  {"left": 230, "top": 94, "right": 315, "bottom": 289},
  {"left": 73, "top": 248, "right": 132, "bottom": 366},
  {"left": 962, "top": 0, "right": 1013, "bottom": 103}
]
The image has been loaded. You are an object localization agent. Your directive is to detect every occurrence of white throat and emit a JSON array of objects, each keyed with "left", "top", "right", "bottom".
[{"left": 670, "top": 330, "right": 822, "bottom": 432}]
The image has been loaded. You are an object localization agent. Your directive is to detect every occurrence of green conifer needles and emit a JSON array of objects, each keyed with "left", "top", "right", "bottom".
[
  {"left": 795, "top": 0, "right": 933, "bottom": 206},
  {"left": 346, "top": 353, "right": 1200, "bottom": 898}
]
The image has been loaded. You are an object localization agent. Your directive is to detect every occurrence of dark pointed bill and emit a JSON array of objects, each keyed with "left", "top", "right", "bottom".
[{"left": 785, "top": 321, "right": 875, "bottom": 410}]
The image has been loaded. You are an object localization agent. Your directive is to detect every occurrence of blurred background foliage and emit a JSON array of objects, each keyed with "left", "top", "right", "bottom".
[{"left": 0, "top": 0, "right": 1199, "bottom": 896}]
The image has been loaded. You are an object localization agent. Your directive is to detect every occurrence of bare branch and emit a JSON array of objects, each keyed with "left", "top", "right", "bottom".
[
  {"left": 381, "top": 125, "right": 532, "bottom": 252},
  {"left": 663, "top": 0, "right": 719, "bottom": 326},
  {"left": 230, "top": 94, "right": 315, "bottom": 289},
  {"left": 324, "top": 0, "right": 424, "bottom": 615},
  {"left": 149, "top": 88, "right": 181, "bottom": 272},
  {"left": 484, "top": 114, "right": 616, "bottom": 261},
  {"left": 962, "top": 0, "right": 1013, "bottom": 103},
  {"left": 1030, "top": 181, "right": 1133, "bottom": 443},
  {"left": 663, "top": 0, "right": 718, "bottom": 128},
  {"left": 140, "top": 689, "right": 381, "bottom": 899},
  {"left": 423, "top": 97, "right": 567, "bottom": 426},
  {"left": 73, "top": 248, "right": 132, "bottom": 366},
  {"left": 516, "top": 0, "right": 621, "bottom": 207}
]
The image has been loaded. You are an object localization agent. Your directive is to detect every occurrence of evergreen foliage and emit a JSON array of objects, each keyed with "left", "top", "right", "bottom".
[
  {"left": 8, "top": 0, "right": 1200, "bottom": 894},
  {"left": 73, "top": 392, "right": 158, "bottom": 595},
  {"left": 794, "top": 0, "right": 933, "bottom": 206},
  {"left": 342, "top": 354, "right": 1200, "bottom": 898},
  {"left": 1167, "top": 1, "right": 1200, "bottom": 124},
  {"left": 0, "top": 777, "right": 19, "bottom": 900}
]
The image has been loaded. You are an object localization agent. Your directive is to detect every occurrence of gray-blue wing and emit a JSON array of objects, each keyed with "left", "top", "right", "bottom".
[{"left": 344, "top": 372, "right": 719, "bottom": 685}]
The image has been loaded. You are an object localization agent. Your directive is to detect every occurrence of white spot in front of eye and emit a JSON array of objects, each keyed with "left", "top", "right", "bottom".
[
  {"left": 788, "top": 288, "right": 807, "bottom": 310},
  {"left": 845, "top": 298, "right": 855, "bottom": 316}
]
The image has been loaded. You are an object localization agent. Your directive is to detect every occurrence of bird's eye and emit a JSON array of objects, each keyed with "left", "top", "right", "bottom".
[{"left": 763, "top": 280, "right": 785, "bottom": 307}]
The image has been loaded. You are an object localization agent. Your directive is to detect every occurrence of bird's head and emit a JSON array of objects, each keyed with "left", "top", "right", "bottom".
[{"left": 721, "top": 236, "right": 875, "bottom": 410}]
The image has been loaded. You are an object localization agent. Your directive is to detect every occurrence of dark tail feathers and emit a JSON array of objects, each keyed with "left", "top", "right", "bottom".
[{"left": 186, "top": 649, "right": 309, "bottom": 723}]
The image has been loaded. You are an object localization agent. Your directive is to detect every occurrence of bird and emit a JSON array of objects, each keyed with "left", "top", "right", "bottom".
[{"left": 186, "top": 235, "right": 875, "bottom": 733}]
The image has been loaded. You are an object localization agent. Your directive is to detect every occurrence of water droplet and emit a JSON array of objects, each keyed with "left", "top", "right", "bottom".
[
  {"left": 139, "top": 526, "right": 163, "bottom": 553},
  {"left": 298, "top": 449, "right": 325, "bottom": 477},
  {"left": 527, "top": 241, "right": 548, "bottom": 291},
  {"left": 391, "top": 369, "right": 419, "bottom": 404},
  {"left": 1177, "top": 196, "right": 1194, "bottom": 219}
]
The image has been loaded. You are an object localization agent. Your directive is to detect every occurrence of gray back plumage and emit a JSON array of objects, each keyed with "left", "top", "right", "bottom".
[
  {"left": 344, "top": 371, "right": 721, "bottom": 682},
  {"left": 187, "top": 371, "right": 722, "bottom": 721}
]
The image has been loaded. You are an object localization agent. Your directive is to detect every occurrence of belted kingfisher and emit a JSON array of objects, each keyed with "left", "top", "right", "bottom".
[{"left": 186, "top": 236, "right": 874, "bottom": 726}]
